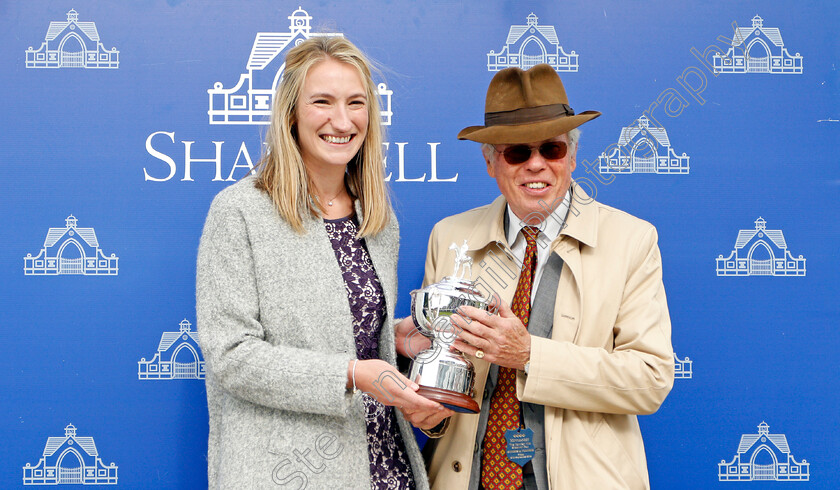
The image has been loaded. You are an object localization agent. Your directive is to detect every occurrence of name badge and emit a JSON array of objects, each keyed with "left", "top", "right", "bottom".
[{"left": 504, "top": 427, "right": 536, "bottom": 467}]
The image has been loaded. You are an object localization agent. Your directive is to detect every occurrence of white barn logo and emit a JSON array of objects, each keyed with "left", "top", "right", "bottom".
[
  {"left": 674, "top": 352, "right": 692, "bottom": 379},
  {"left": 24, "top": 215, "right": 119, "bottom": 276},
  {"left": 714, "top": 15, "right": 802, "bottom": 74},
  {"left": 138, "top": 319, "right": 206, "bottom": 380},
  {"left": 487, "top": 13, "right": 578, "bottom": 72},
  {"left": 598, "top": 116, "right": 689, "bottom": 174},
  {"left": 207, "top": 6, "right": 392, "bottom": 126},
  {"left": 719, "top": 422, "right": 809, "bottom": 481},
  {"left": 22, "top": 424, "right": 118, "bottom": 485},
  {"left": 716, "top": 217, "right": 805, "bottom": 276},
  {"left": 25, "top": 9, "right": 119, "bottom": 69}
]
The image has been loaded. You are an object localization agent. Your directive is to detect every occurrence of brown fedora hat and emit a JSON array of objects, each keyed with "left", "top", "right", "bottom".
[{"left": 458, "top": 64, "right": 601, "bottom": 145}]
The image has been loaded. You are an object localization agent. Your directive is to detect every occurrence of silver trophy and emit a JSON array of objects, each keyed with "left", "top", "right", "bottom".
[{"left": 407, "top": 241, "right": 492, "bottom": 413}]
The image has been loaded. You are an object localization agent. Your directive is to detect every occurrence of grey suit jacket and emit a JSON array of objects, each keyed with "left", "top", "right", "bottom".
[{"left": 196, "top": 176, "right": 428, "bottom": 489}]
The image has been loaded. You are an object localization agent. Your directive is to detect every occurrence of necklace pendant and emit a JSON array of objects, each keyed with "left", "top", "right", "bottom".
[{"left": 327, "top": 200, "right": 334, "bottom": 206}]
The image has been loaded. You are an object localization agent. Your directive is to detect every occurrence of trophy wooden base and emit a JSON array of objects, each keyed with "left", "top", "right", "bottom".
[{"left": 417, "top": 385, "right": 480, "bottom": 414}]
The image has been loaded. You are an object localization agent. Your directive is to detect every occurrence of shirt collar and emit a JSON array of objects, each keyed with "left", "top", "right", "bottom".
[
  {"left": 462, "top": 180, "right": 598, "bottom": 252},
  {"left": 505, "top": 188, "right": 571, "bottom": 246}
]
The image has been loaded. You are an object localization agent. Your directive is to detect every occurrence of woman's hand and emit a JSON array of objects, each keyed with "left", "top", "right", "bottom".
[{"left": 350, "top": 359, "right": 454, "bottom": 430}]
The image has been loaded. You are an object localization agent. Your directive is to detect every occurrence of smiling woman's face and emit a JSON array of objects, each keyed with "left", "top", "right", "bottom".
[{"left": 295, "top": 57, "right": 368, "bottom": 174}]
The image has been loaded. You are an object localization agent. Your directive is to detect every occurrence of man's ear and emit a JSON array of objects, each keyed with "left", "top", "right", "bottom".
[{"left": 485, "top": 154, "right": 496, "bottom": 178}]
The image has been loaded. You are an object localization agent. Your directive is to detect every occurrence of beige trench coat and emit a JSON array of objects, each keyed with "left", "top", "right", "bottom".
[{"left": 422, "top": 184, "right": 674, "bottom": 490}]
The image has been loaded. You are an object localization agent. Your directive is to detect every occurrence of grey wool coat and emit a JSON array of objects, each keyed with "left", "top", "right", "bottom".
[{"left": 196, "top": 176, "right": 429, "bottom": 489}]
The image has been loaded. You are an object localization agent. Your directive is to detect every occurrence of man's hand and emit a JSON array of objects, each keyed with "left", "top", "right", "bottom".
[
  {"left": 395, "top": 317, "right": 431, "bottom": 359},
  {"left": 450, "top": 298, "right": 531, "bottom": 371},
  {"left": 399, "top": 400, "right": 454, "bottom": 430}
]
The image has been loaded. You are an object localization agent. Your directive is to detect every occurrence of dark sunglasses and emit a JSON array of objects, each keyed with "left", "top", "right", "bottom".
[{"left": 495, "top": 141, "right": 568, "bottom": 165}]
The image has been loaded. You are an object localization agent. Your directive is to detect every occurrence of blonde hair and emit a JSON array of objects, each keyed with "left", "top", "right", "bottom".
[{"left": 255, "top": 36, "right": 390, "bottom": 236}]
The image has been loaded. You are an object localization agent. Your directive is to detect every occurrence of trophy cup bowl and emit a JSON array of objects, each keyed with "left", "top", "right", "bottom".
[{"left": 407, "top": 276, "right": 491, "bottom": 413}]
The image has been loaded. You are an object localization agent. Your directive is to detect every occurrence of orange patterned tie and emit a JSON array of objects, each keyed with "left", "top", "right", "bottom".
[{"left": 481, "top": 226, "right": 539, "bottom": 490}]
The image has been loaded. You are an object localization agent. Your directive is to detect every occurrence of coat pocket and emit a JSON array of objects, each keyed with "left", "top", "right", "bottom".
[{"left": 589, "top": 416, "right": 648, "bottom": 490}]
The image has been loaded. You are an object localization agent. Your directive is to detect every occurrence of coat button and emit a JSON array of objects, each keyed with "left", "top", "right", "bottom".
[{"left": 452, "top": 461, "right": 462, "bottom": 472}]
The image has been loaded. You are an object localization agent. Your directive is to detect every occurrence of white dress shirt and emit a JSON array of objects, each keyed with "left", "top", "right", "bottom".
[{"left": 505, "top": 189, "right": 571, "bottom": 304}]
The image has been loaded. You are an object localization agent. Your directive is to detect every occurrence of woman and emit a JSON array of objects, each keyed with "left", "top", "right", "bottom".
[{"left": 196, "top": 37, "right": 449, "bottom": 489}]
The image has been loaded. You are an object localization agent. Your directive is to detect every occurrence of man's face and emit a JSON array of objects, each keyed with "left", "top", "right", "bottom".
[{"left": 486, "top": 133, "right": 576, "bottom": 225}]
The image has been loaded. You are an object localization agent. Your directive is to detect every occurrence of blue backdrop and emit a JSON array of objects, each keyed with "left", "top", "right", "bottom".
[{"left": 1, "top": 1, "right": 838, "bottom": 488}]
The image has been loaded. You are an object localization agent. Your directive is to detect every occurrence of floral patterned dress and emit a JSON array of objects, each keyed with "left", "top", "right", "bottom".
[{"left": 325, "top": 215, "right": 416, "bottom": 490}]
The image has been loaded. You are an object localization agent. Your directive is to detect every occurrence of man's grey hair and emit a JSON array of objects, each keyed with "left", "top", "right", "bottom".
[{"left": 481, "top": 128, "right": 581, "bottom": 162}]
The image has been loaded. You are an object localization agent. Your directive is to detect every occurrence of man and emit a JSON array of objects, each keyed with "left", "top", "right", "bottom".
[{"left": 396, "top": 64, "right": 674, "bottom": 489}]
